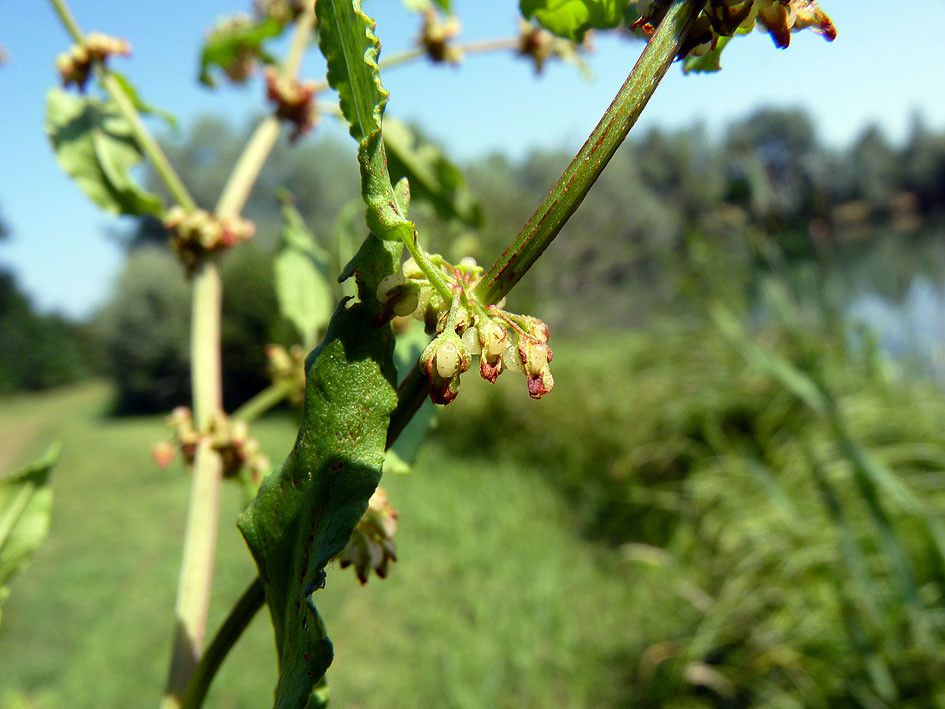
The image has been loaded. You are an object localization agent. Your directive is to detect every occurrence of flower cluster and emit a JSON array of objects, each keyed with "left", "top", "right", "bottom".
[
  {"left": 517, "top": 21, "right": 585, "bottom": 74},
  {"left": 418, "top": 8, "right": 463, "bottom": 65},
  {"left": 264, "top": 68, "right": 318, "bottom": 141},
  {"left": 631, "top": 0, "right": 835, "bottom": 57},
  {"left": 338, "top": 487, "right": 398, "bottom": 585},
  {"left": 255, "top": 0, "right": 309, "bottom": 25},
  {"left": 56, "top": 33, "right": 131, "bottom": 91},
  {"left": 376, "top": 254, "right": 554, "bottom": 405},
  {"left": 152, "top": 408, "right": 269, "bottom": 485},
  {"left": 163, "top": 207, "right": 255, "bottom": 273},
  {"left": 265, "top": 343, "right": 306, "bottom": 405}
]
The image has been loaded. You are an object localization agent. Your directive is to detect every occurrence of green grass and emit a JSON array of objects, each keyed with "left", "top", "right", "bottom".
[{"left": 0, "top": 382, "right": 635, "bottom": 708}]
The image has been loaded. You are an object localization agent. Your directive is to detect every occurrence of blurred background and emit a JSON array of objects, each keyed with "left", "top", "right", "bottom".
[{"left": 3, "top": 1, "right": 945, "bottom": 707}]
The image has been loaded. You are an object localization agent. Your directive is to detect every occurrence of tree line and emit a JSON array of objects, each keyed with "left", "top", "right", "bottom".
[{"left": 3, "top": 106, "right": 944, "bottom": 405}]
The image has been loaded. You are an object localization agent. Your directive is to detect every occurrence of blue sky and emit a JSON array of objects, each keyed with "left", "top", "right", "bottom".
[{"left": 2, "top": 1, "right": 944, "bottom": 319}]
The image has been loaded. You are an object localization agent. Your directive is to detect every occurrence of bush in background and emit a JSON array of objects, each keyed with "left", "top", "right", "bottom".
[{"left": 96, "top": 244, "right": 296, "bottom": 413}]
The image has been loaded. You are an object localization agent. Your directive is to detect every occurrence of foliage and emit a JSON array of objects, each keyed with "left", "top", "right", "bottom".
[
  {"left": 0, "top": 383, "right": 637, "bottom": 708},
  {"left": 0, "top": 271, "right": 94, "bottom": 394},
  {"left": 98, "top": 246, "right": 298, "bottom": 413},
  {"left": 437, "top": 301, "right": 945, "bottom": 704},
  {"left": 0, "top": 444, "right": 59, "bottom": 627},
  {"left": 45, "top": 88, "right": 164, "bottom": 217},
  {"left": 96, "top": 248, "right": 191, "bottom": 413}
]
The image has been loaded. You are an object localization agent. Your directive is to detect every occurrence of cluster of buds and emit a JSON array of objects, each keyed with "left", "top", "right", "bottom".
[
  {"left": 56, "top": 33, "right": 131, "bottom": 91},
  {"left": 255, "top": 0, "right": 309, "bottom": 25},
  {"left": 265, "top": 68, "right": 318, "bottom": 141},
  {"left": 376, "top": 254, "right": 554, "bottom": 404},
  {"left": 163, "top": 207, "right": 255, "bottom": 273},
  {"left": 206, "top": 15, "right": 260, "bottom": 84},
  {"left": 151, "top": 408, "right": 269, "bottom": 485},
  {"left": 338, "top": 487, "right": 398, "bottom": 585},
  {"left": 418, "top": 8, "right": 463, "bottom": 65},
  {"left": 517, "top": 21, "right": 584, "bottom": 75},
  {"left": 631, "top": 0, "right": 835, "bottom": 57},
  {"left": 265, "top": 343, "right": 306, "bottom": 406}
]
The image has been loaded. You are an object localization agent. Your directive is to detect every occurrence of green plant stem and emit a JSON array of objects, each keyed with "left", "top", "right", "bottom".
[
  {"left": 311, "top": 36, "right": 521, "bottom": 93},
  {"left": 233, "top": 382, "right": 293, "bottom": 422},
  {"left": 180, "top": 578, "right": 265, "bottom": 709},
  {"left": 163, "top": 8, "right": 315, "bottom": 706},
  {"left": 403, "top": 231, "right": 453, "bottom": 301},
  {"left": 49, "top": 0, "right": 197, "bottom": 211},
  {"left": 475, "top": 0, "right": 700, "bottom": 304},
  {"left": 216, "top": 4, "right": 314, "bottom": 218},
  {"left": 163, "top": 440, "right": 224, "bottom": 709},
  {"left": 174, "top": 5, "right": 697, "bottom": 702}
]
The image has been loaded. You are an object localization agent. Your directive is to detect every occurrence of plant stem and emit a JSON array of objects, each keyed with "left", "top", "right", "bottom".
[
  {"left": 475, "top": 0, "right": 700, "bottom": 304},
  {"left": 163, "top": 6, "right": 315, "bottom": 706},
  {"left": 180, "top": 578, "right": 265, "bottom": 709},
  {"left": 163, "top": 440, "right": 223, "bottom": 709},
  {"left": 311, "top": 37, "right": 521, "bottom": 93},
  {"left": 163, "top": 261, "right": 225, "bottom": 709},
  {"left": 49, "top": 0, "right": 197, "bottom": 211},
  {"left": 233, "top": 382, "right": 293, "bottom": 422},
  {"left": 216, "top": 2, "right": 315, "bottom": 219},
  {"left": 171, "top": 4, "right": 698, "bottom": 702}
]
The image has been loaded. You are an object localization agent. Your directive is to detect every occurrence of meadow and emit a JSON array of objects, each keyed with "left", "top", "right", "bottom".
[
  {"left": 0, "top": 381, "right": 636, "bottom": 708},
  {"left": 4, "top": 316, "right": 945, "bottom": 707}
]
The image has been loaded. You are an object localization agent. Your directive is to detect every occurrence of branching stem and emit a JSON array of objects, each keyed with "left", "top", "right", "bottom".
[
  {"left": 163, "top": 5, "right": 316, "bottom": 707},
  {"left": 49, "top": 0, "right": 197, "bottom": 211},
  {"left": 475, "top": 1, "right": 699, "bottom": 304}
]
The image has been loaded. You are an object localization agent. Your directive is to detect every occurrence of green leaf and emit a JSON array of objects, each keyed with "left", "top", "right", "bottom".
[
  {"left": 45, "top": 88, "right": 164, "bottom": 217},
  {"left": 0, "top": 444, "right": 60, "bottom": 626},
  {"left": 711, "top": 305, "right": 830, "bottom": 415},
  {"left": 274, "top": 196, "right": 334, "bottom": 348},
  {"left": 683, "top": 35, "right": 731, "bottom": 73},
  {"left": 198, "top": 16, "right": 283, "bottom": 87},
  {"left": 402, "top": 0, "right": 452, "bottom": 11},
  {"left": 110, "top": 71, "right": 179, "bottom": 129},
  {"left": 519, "top": 0, "right": 628, "bottom": 41},
  {"left": 383, "top": 117, "right": 482, "bottom": 226},
  {"left": 239, "top": 235, "right": 401, "bottom": 709},
  {"left": 316, "top": 0, "right": 387, "bottom": 143}
]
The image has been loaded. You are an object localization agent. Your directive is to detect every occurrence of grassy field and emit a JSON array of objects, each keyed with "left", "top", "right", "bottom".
[{"left": 0, "top": 382, "right": 636, "bottom": 708}]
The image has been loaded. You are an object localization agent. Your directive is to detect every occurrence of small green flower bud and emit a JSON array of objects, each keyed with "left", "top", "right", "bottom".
[
  {"left": 462, "top": 326, "right": 481, "bottom": 355},
  {"left": 480, "top": 320, "right": 508, "bottom": 358},
  {"left": 501, "top": 344, "right": 524, "bottom": 373}
]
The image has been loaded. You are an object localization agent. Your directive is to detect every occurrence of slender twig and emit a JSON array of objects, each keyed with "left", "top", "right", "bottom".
[
  {"left": 475, "top": 0, "right": 699, "bottom": 304},
  {"left": 232, "top": 382, "right": 294, "bottom": 423},
  {"left": 310, "top": 36, "right": 522, "bottom": 94},
  {"left": 180, "top": 578, "right": 265, "bottom": 709},
  {"left": 216, "top": 5, "right": 315, "bottom": 218},
  {"left": 49, "top": 0, "right": 197, "bottom": 211},
  {"left": 162, "top": 6, "right": 316, "bottom": 707}
]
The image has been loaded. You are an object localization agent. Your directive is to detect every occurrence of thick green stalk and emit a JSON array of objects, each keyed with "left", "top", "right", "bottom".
[
  {"left": 475, "top": 0, "right": 700, "bottom": 304},
  {"left": 162, "top": 6, "right": 316, "bottom": 706}
]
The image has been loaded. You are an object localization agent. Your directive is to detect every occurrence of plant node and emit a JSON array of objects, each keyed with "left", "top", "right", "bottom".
[
  {"left": 265, "top": 68, "right": 318, "bottom": 141},
  {"left": 380, "top": 251, "right": 555, "bottom": 404},
  {"left": 631, "top": 0, "right": 835, "bottom": 57},
  {"left": 152, "top": 407, "right": 270, "bottom": 486},
  {"left": 163, "top": 207, "right": 255, "bottom": 274},
  {"left": 56, "top": 33, "right": 130, "bottom": 90},
  {"left": 418, "top": 8, "right": 463, "bottom": 65}
]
